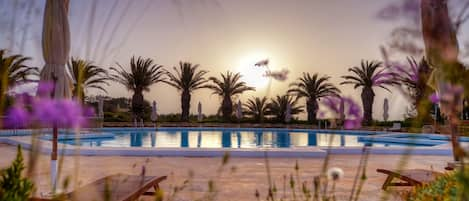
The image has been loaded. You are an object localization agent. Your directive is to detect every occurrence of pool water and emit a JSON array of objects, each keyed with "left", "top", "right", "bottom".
[{"left": 58, "top": 129, "right": 426, "bottom": 148}]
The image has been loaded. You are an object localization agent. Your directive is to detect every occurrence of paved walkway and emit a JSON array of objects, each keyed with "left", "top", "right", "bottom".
[{"left": 0, "top": 144, "right": 452, "bottom": 201}]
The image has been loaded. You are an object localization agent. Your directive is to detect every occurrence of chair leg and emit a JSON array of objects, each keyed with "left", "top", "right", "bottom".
[
  {"left": 143, "top": 184, "right": 161, "bottom": 196},
  {"left": 382, "top": 175, "right": 394, "bottom": 190},
  {"left": 154, "top": 184, "right": 160, "bottom": 191}
]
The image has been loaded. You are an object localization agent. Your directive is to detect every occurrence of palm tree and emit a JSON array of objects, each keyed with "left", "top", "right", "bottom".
[
  {"left": 341, "top": 60, "right": 398, "bottom": 125},
  {"left": 164, "top": 62, "right": 208, "bottom": 121},
  {"left": 267, "top": 95, "right": 304, "bottom": 122},
  {"left": 288, "top": 73, "right": 340, "bottom": 123},
  {"left": 0, "top": 49, "right": 37, "bottom": 96},
  {"left": 206, "top": 71, "right": 255, "bottom": 121},
  {"left": 243, "top": 96, "right": 269, "bottom": 122},
  {"left": 395, "top": 57, "right": 433, "bottom": 119},
  {"left": 67, "top": 58, "right": 109, "bottom": 102},
  {"left": 110, "top": 56, "right": 165, "bottom": 120}
]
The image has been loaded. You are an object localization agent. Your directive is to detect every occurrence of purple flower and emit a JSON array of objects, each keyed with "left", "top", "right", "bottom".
[
  {"left": 5, "top": 91, "right": 90, "bottom": 129},
  {"left": 392, "top": 62, "right": 419, "bottom": 82},
  {"left": 83, "top": 106, "right": 95, "bottom": 117},
  {"left": 15, "top": 93, "right": 33, "bottom": 106},
  {"left": 344, "top": 120, "right": 361, "bottom": 130},
  {"left": 36, "top": 81, "right": 55, "bottom": 98},
  {"left": 32, "top": 99, "right": 61, "bottom": 127},
  {"left": 429, "top": 93, "right": 440, "bottom": 104},
  {"left": 56, "top": 100, "right": 80, "bottom": 127},
  {"left": 372, "top": 72, "right": 395, "bottom": 84},
  {"left": 323, "top": 97, "right": 340, "bottom": 113},
  {"left": 318, "top": 111, "right": 325, "bottom": 118},
  {"left": 4, "top": 106, "right": 30, "bottom": 129},
  {"left": 321, "top": 96, "right": 363, "bottom": 129}
]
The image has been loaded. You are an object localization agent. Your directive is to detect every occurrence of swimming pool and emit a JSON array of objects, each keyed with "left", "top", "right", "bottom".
[{"left": 57, "top": 128, "right": 434, "bottom": 148}]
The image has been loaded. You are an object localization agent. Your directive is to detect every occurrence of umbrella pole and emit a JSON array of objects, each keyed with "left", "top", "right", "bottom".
[{"left": 51, "top": 125, "right": 58, "bottom": 192}]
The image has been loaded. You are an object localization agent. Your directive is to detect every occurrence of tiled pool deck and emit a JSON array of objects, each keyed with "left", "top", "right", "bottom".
[{"left": 0, "top": 143, "right": 454, "bottom": 201}]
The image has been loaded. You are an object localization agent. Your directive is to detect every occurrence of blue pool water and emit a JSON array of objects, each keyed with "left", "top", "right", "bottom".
[{"left": 58, "top": 128, "right": 436, "bottom": 148}]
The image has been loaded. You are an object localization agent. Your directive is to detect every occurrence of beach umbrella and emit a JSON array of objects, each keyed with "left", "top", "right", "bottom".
[
  {"left": 197, "top": 102, "right": 203, "bottom": 122},
  {"left": 98, "top": 97, "right": 104, "bottom": 119},
  {"left": 383, "top": 98, "right": 389, "bottom": 122},
  {"left": 151, "top": 101, "right": 158, "bottom": 122},
  {"left": 39, "top": 0, "right": 72, "bottom": 191},
  {"left": 285, "top": 102, "right": 292, "bottom": 123},
  {"left": 339, "top": 98, "right": 345, "bottom": 122},
  {"left": 236, "top": 100, "right": 243, "bottom": 121}
]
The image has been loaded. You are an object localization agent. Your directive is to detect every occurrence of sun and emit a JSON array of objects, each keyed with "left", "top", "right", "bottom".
[{"left": 236, "top": 52, "right": 271, "bottom": 89}]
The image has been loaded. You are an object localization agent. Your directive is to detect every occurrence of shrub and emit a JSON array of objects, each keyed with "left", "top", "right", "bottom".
[
  {"left": 0, "top": 145, "right": 33, "bottom": 201},
  {"left": 407, "top": 168, "right": 469, "bottom": 201}
]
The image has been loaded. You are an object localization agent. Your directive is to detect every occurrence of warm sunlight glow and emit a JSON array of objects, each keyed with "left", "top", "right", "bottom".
[{"left": 237, "top": 52, "right": 271, "bottom": 88}]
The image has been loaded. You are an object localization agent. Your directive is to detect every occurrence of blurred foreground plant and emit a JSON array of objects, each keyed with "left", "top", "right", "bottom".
[
  {"left": 0, "top": 145, "right": 33, "bottom": 201},
  {"left": 407, "top": 167, "right": 469, "bottom": 201},
  {"left": 3, "top": 81, "right": 94, "bottom": 129},
  {"left": 256, "top": 97, "right": 364, "bottom": 201}
]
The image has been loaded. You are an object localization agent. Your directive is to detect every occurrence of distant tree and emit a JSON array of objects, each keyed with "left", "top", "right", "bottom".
[
  {"left": 67, "top": 58, "right": 109, "bottom": 102},
  {"left": 341, "top": 60, "right": 398, "bottom": 125},
  {"left": 164, "top": 62, "right": 208, "bottom": 121},
  {"left": 110, "top": 56, "right": 165, "bottom": 120},
  {"left": 205, "top": 71, "right": 255, "bottom": 121},
  {"left": 0, "top": 49, "right": 37, "bottom": 114},
  {"left": 0, "top": 49, "right": 37, "bottom": 95},
  {"left": 394, "top": 57, "right": 433, "bottom": 120},
  {"left": 288, "top": 73, "right": 340, "bottom": 123},
  {"left": 267, "top": 95, "right": 303, "bottom": 122},
  {"left": 243, "top": 96, "right": 269, "bottom": 122}
]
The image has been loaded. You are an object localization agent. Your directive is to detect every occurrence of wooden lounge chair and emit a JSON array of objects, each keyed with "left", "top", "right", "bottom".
[
  {"left": 377, "top": 169, "right": 444, "bottom": 190},
  {"left": 31, "top": 174, "right": 167, "bottom": 201},
  {"left": 388, "top": 123, "right": 402, "bottom": 132}
]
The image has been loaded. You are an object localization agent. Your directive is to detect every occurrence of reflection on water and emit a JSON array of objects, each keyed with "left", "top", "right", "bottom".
[{"left": 61, "top": 130, "right": 415, "bottom": 148}]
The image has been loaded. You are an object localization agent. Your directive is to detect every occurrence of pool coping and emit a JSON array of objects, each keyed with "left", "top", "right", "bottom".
[{"left": 0, "top": 127, "right": 460, "bottom": 158}]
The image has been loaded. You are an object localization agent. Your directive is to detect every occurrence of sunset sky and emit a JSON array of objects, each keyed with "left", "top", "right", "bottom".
[{"left": 4, "top": 0, "right": 465, "bottom": 120}]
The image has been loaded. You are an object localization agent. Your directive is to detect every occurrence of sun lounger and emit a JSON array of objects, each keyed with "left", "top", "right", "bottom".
[
  {"left": 388, "top": 123, "right": 402, "bottom": 132},
  {"left": 31, "top": 174, "right": 167, "bottom": 201},
  {"left": 377, "top": 169, "right": 443, "bottom": 190}
]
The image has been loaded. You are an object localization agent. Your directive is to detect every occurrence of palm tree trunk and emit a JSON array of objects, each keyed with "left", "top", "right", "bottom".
[
  {"left": 222, "top": 96, "right": 233, "bottom": 122},
  {"left": 421, "top": 0, "right": 459, "bottom": 68},
  {"left": 306, "top": 99, "right": 318, "bottom": 123},
  {"left": 361, "top": 87, "right": 375, "bottom": 126},
  {"left": 422, "top": 0, "right": 464, "bottom": 162},
  {"left": 450, "top": 124, "right": 462, "bottom": 161},
  {"left": 132, "top": 90, "right": 144, "bottom": 121},
  {"left": 181, "top": 90, "right": 191, "bottom": 121}
]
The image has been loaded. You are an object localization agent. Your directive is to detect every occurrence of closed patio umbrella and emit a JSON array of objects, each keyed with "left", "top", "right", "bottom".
[
  {"left": 285, "top": 102, "right": 291, "bottom": 123},
  {"left": 197, "top": 102, "right": 203, "bottom": 122},
  {"left": 98, "top": 97, "right": 104, "bottom": 119},
  {"left": 339, "top": 98, "right": 345, "bottom": 122},
  {"left": 151, "top": 101, "right": 158, "bottom": 122},
  {"left": 236, "top": 100, "right": 242, "bottom": 121},
  {"left": 383, "top": 98, "right": 389, "bottom": 122},
  {"left": 39, "top": 0, "right": 72, "bottom": 192}
]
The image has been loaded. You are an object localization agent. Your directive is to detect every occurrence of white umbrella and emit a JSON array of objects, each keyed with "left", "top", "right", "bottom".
[
  {"left": 339, "top": 98, "right": 345, "bottom": 122},
  {"left": 151, "top": 101, "right": 158, "bottom": 122},
  {"left": 285, "top": 102, "right": 292, "bottom": 123},
  {"left": 383, "top": 98, "right": 389, "bottom": 122},
  {"left": 98, "top": 97, "right": 104, "bottom": 119},
  {"left": 197, "top": 102, "right": 203, "bottom": 122},
  {"left": 236, "top": 100, "right": 243, "bottom": 121},
  {"left": 39, "top": 0, "right": 71, "bottom": 192}
]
